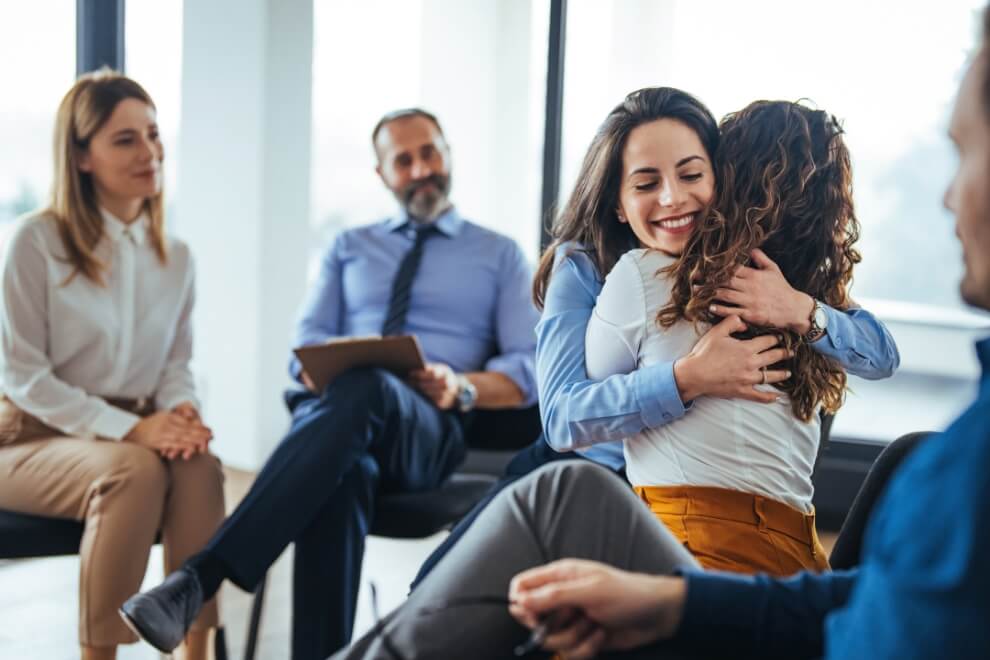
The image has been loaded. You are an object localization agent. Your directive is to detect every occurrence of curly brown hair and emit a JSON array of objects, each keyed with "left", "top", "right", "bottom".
[{"left": 658, "top": 100, "right": 862, "bottom": 421}]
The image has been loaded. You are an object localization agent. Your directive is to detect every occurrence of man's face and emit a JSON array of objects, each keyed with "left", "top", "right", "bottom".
[
  {"left": 946, "top": 52, "right": 990, "bottom": 311},
  {"left": 375, "top": 115, "right": 452, "bottom": 221}
]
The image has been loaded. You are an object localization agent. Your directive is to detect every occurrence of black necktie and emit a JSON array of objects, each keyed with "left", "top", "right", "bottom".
[{"left": 381, "top": 225, "right": 437, "bottom": 336}]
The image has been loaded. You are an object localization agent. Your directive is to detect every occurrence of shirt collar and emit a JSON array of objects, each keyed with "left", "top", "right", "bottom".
[
  {"left": 100, "top": 207, "right": 149, "bottom": 246},
  {"left": 385, "top": 206, "right": 463, "bottom": 238}
]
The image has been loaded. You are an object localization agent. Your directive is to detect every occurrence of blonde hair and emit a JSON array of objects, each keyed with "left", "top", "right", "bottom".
[{"left": 49, "top": 68, "right": 167, "bottom": 285}]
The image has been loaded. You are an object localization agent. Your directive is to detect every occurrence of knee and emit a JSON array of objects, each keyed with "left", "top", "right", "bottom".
[
  {"left": 168, "top": 452, "right": 225, "bottom": 500},
  {"left": 94, "top": 443, "right": 169, "bottom": 501},
  {"left": 518, "top": 461, "right": 624, "bottom": 513},
  {"left": 323, "top": 367, "right": 405, "bottom": 413},
  {"left": 535, "top": 460, "right": 616, "bottom": 490}
]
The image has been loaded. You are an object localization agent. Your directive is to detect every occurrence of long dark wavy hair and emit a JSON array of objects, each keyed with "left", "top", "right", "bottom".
[
  {"left": 658, "top": 100, "right": 861, "bottom": 421},
  {"left": 533, "top": 87, "right": 719, "bottom": 308}
]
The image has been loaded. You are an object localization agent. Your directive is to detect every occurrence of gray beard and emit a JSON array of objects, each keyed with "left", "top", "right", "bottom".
[
  {"left": 406, "top": 193, "right": 450, "bottom": 222},
  {"left": 399, "top": 176, "right": 453, "bottom": 222}
]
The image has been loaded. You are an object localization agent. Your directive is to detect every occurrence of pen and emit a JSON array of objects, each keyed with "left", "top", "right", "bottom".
[{"left": 514, "top": 620, "right": 549, "bottom": 656}]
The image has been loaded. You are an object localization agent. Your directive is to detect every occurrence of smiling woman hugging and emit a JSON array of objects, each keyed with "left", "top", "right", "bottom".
[{"left": 585, "top": 99, "right": 875, "bottom": 576}]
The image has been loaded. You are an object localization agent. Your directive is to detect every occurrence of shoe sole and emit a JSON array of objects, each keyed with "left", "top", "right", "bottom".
[{"left": 118, "top": 606, "right": 178, "bottom": 653}]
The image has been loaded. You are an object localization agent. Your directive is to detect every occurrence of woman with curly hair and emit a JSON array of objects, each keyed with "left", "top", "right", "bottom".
[
  {"left": 332, "top": 92, "right": 899, "bottom": 659},
  {"left": 410, "top": 88, "right": 898, "bottom": 591},
  {"left": 586, "top": 100, "right": 866, "bottom": 575}
]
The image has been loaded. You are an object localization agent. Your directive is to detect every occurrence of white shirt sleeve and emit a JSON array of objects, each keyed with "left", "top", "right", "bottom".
[
  {"left": 155, "top": 247, "right": 199, "bottom": 412},
  {"left": 0, "top": 222, "right": 140, "bottom": 440},
  {"left": 585, "top": 252, "right": 648, "bottom": 380}
]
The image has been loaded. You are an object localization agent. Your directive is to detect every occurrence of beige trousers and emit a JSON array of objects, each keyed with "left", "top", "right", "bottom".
[{"left": 0, "top": 397, "right": 225, "bottom": 647}]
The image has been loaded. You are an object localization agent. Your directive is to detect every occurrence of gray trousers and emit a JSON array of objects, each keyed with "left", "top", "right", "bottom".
[{"left": 334, "top": 461, "right": 701, "bottom": 660}]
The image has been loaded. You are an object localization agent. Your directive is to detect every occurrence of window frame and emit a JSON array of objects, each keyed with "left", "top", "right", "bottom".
[{"left": 76, "top": 0, "right": 124, "bottom": 75}]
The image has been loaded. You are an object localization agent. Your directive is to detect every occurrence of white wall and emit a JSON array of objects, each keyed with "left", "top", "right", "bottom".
[
  {"left": 419, "top": 0, "right": 541, "bottom": 258},
  {"left": 177, "top": 0, "right": 312, "bottom": 469}
]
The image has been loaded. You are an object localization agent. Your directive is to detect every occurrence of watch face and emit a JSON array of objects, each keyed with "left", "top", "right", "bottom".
[{"left": 814, "top": 305, "right": 828, "bottom": 329}]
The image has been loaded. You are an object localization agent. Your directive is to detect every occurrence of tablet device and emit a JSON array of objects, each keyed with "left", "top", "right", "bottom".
[{"left": 292, "top": 334, "right": 427, "bottom": 392}]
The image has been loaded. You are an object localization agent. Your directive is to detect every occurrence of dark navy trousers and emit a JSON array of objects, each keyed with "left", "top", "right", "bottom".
[{"left": 204, "top": 368, "right": 466, "bottom": 660}]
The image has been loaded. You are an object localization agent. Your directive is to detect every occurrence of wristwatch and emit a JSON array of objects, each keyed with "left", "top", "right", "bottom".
[
  {"left": 804, "top": 299, "right": 828, "bottom": 343},
  {"left": 456, "top": 375, "right": 478, "bottom": 413}
]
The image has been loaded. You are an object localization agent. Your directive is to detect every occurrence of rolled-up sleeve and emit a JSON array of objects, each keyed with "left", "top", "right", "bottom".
[{"left": 483, "top": 241, "right": 539, "bottom": 406}]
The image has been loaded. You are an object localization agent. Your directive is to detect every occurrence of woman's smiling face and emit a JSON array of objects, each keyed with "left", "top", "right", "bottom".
[{"left": 617, "top": 118, "right": 715, "bottom": 256}]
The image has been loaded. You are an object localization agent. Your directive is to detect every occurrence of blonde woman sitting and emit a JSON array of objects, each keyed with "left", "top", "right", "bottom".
[{"left": 0, "top": 70, "right": 224, "bottom": 660}]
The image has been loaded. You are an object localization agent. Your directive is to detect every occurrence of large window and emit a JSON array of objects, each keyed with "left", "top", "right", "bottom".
[
  {"left": 0, "top": 2, "right": 76, "bottom": 230},
  {"left": 562, "top": 0, "right": 984, "bottom": 312},
  {"left": 126, "top": 0, "right": 184, "bottom": 221},
  {"left": 311, "top": 0, "right": 550, "bottom": 259},
  {"left": 560, "top": 1, "right": 988, "bottom": 440}
]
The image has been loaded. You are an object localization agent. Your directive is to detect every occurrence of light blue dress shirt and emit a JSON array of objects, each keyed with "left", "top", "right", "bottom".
[
  {"left": 290, "top": 208, "right": 539, "bottom": 405},
  {"left": 537, "top": 243, "right": 901, "bottom": 470}
]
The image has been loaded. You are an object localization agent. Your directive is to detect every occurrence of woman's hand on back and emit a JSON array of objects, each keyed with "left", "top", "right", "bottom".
[
  {"left": 673, "top": 314, "right": 792, "bottom": 404},
  {"left": 708, "top": 248, "right": 815, "bottom": 333}
]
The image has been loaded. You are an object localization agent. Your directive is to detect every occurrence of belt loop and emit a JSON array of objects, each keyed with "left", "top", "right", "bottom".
[
  {"left": 807, "top": 512, "right": 817, "bottom": 556},
  {"left": 753, "top": 497, "right": 768, "bottom": 531},
  {"left": 635, "top": 487, "right": 650, "bottom": 506}
]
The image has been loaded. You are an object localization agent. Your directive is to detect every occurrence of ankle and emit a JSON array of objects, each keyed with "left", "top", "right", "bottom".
[
  {"left": 80, "top": 645, "right": 116, "bottom": 660},
  {"left": 179, "top": 628, "right": 214, "bottom": 660},
  {"left": 185, "top": 551, "right": 226, "bottom": 599}
]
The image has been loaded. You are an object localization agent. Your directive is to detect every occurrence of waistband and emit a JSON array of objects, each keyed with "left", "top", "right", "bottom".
[
  {"left": 102, "top": 396, "right": 156, "bottom": 417},
  {"left": 634, "top": 484, "right": 817, "bottom": 546}
]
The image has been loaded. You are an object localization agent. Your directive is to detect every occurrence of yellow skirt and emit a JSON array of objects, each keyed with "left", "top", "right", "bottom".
[{"left": 634, "top": 485, "right": 830, "bottom": 576}]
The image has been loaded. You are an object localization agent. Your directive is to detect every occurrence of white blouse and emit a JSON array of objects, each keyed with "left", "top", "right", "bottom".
[
  {"left": 585, "top": 249, "right": 819, "bottom": 512},
  {"left": 0, "top": 209, "right": 198, "bottom": 440}
]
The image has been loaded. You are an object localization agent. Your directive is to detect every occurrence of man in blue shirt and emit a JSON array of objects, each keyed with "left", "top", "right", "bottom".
[{"left": 121, "top": 108, "right": 540, "bottom": 659}]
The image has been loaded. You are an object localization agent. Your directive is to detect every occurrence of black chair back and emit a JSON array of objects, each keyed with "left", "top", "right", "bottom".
[
  {"left": 829, "top": 431, "right": 933, "bottom": 569},
  {"left": 462, "top": 404, "right": 542, "bottom": 451}
]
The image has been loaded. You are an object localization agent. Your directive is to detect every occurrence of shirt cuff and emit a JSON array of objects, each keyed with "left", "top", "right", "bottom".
[
  {"left": 288, "top": 355, "right": 304, "bottom": 382},
  {"left": 483, "top": 354, "right": 538, "bottom": 406},
  {"left": 631, "top": 361, "right": 687, "bottom": 429},
  {"left": 813, "top": 304, "right": 843, "bottom": 350},
  {"left": 674, "top": 570, "right": 760, "bottom": 647},
  {"left": 90, "top": 403, "right": 142, "bottom": 441},
  {"left": 156, "top": 391, "right": 200, "bottom": 412}
]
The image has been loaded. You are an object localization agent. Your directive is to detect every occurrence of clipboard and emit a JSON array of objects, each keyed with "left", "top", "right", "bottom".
[{"left": 293, "top": 335, "right": 427, "bottom": 392}]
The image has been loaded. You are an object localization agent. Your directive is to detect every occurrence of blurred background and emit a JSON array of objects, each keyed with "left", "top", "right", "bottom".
[{"left": 1, "top": 0, "right": 988, "bottom": 656}]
